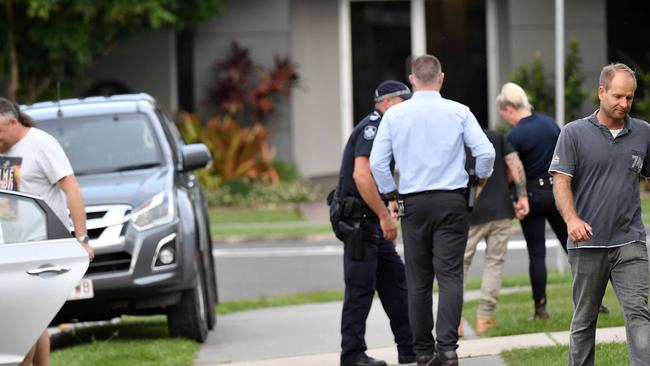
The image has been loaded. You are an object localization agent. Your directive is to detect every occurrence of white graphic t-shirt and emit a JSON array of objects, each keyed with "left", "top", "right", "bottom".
[{"left": 3, "top": 128, "right": 74, "bottom": 226}]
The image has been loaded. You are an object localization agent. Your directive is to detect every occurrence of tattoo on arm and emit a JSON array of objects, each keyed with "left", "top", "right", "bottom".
[{"left": 505, "top": 152, "right": 527, "bottom": 197}]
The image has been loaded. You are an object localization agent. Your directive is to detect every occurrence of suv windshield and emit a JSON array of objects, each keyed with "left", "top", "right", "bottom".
[{"left": 38, "top": 113, "right": 162, "bottom": 176}]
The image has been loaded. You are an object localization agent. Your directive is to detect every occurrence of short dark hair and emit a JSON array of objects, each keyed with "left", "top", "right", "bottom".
[
  {"left": 0, "top": 97, "right": 36, "bottom": 127},
  {"left": 411, "top": 55, "right": 441, "bottom": 84},
  {"left": 599, "top": 63, "right": 637, "bottom": 90}
]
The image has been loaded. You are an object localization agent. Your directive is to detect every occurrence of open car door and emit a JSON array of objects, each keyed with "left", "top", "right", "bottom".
[{"left": 0, "top": 190, "right": 88, "bottom": 366}]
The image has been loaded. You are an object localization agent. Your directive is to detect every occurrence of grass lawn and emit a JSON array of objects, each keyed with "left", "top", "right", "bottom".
[
  {"left": 462, "top": 282, "right": 624, "bottom": 337},
  {"left": 502, "top": 342, "right": 629, "bottom": 366},
  {"left": 51, "top": 316, "right": 197, "bottom": 366},
  {"left": 209, "top": 207, "right": 302, "bottom": 224},
  {"left": 209, "top": 207, "right": 331, "bottom": 239}
]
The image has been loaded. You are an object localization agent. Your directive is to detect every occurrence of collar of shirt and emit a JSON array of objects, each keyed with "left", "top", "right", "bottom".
[
  {"left": 587, "top": 110, "right": 632, "bottom": 138},
  {"left": 411, "top": 90, "right": 442, "bottom": 100}
]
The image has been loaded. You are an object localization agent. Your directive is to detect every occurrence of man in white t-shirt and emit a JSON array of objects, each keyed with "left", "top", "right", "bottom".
[{"left": 0, "top": 97, "right": 94, "bottom": 366}]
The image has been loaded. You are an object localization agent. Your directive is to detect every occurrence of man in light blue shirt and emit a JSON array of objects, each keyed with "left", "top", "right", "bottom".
[{"left": 369, "top": 55, "right": 494, "bottom": 366}]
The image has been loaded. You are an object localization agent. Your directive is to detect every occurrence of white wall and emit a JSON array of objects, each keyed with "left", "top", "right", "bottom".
[
  {"left": 87, "top": 30, "right": 178, "bottom": 112},
  {"left": 290, "top": 0, "right": 343, "bottom": 178}
]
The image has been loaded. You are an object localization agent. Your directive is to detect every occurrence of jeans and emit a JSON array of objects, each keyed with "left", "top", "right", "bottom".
[{"left": 568, "top": 242, "right": 650, "bottom": 366}]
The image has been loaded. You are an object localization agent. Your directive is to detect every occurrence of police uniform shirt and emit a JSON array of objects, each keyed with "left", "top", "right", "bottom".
[
  {"left": 507, "top": 112, "right": 560, "bottom": 180},
  {"left": 549, "top": 113, "right": 650, "bottom": 248},
  {"left": 338, "top": 110, "right": 388, "bottom": 199}
]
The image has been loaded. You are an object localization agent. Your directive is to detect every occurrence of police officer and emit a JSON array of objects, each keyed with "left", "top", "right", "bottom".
[{"left": 329, "top": 80, "right": 415, "bottom": 366}]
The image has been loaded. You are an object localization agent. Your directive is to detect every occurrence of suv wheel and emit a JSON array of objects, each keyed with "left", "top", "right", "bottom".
[
  {"left": 167, "top": 258, "right": 208, "bottom": 342},
  {"left": 204, "top": 252, "right": 217, "bottom": 330},
  {"left": 203, "top": 230, "right": 218, "bottom": 330}
]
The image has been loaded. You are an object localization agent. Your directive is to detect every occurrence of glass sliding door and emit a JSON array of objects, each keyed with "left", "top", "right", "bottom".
[{"left": 425, "top": 0, "right": 488, "bottom": 127}]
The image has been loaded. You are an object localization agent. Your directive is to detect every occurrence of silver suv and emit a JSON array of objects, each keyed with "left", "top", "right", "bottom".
[{"left": 24, "top": 94, "right": 218, "bottom": 342}]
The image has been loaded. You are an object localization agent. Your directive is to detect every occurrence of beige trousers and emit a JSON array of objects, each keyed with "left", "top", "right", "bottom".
[{"left": 463, "top": 218, "right": 512, "bottom": 317}]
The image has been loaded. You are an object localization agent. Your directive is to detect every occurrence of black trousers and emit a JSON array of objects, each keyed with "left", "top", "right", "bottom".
[
  {"left": 340, "top": 218, "right": 413, "bottom": 362},
  {"left": 400, "top": 190, "right": 468, "bottom": 355},
  {"left": 520, "top": 185, "right": 568, "bottom": 303}
]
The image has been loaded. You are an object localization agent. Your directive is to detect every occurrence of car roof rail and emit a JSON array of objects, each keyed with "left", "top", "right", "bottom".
[{"left": 22, "top": 93, "right": 156, "bottom": 111}]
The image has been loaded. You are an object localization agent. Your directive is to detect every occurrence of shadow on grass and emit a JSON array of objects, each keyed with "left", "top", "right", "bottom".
[{"left": 51, "top": 315, "right": 169, "bottom": 351}]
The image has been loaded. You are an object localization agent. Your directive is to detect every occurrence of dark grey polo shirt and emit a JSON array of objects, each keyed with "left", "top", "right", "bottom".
[{"left": 549, "top": 112, "right": 650, "bottom": 249}]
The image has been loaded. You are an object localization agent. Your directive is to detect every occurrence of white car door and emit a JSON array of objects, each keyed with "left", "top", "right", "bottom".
[{"left": 0, "top": 191, "right": 88, "bottom": 366}]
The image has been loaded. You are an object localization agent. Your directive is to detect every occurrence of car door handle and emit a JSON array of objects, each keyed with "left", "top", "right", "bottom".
[{"left": 26, "top": 266, "right": 72, "bottom": 275}]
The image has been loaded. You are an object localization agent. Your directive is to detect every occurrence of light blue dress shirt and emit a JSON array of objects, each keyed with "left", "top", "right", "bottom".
[{"left": 369, "top": 90, "right": 495, "bottom": 194}]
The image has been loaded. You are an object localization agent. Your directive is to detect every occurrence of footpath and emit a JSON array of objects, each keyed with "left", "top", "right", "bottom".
[
  {"left": 194, "top": 287, "right": 627, "bottom": 366},
  {"left": 199, "top": 202, "right": 627, "bottom": 365}
]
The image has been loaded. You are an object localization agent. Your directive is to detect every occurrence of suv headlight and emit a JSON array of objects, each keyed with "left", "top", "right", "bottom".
[{"left": 131, "top": 190, "right": 175, "bottom": 231}]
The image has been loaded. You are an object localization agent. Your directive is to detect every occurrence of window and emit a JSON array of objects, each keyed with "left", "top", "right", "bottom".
[
  {"left": 0, "top": 193, "right": 47, "bottom": 244},
  {"left": 39, "top": 114, "right": 163, "bottom": 176}
]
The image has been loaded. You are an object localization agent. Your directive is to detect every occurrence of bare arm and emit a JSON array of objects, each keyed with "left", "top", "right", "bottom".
[
  {"left": 58, "top": 175, "right": 94, "bottom": 260},
  {"left": 552, "top": 172, "right": 592, "bottom": 243},
  {"left": 504, "top": 152, "right": 529, "bottom": 219},
  {"left": 353, "top": 156, "right": 396, "bottom": 241}
]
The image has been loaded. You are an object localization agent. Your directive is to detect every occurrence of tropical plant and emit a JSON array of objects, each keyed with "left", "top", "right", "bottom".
[
  {"left": 176, "top": 112, "right": 280, "bottom": 185},
  {"left": 204, "top": 42, "right": 299, "bottom": 126}
]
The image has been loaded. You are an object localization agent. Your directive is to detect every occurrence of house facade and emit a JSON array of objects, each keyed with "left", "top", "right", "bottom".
[{"left": 88, "top": 0, "right": 614, "bottom": 178}]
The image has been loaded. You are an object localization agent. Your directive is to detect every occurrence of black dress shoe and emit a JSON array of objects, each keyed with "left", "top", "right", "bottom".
[
  {"left": 430, "top": 350, "right": 458, "bottom": 366},
  {"left": 340, "top": 354, "right": 387, "bottom": 366},
  {"left": 416, "top": 354, "right": 434, "bottom": 366},
  {"left": 398, "top": 353, "right": 416, "bottom": 364}
]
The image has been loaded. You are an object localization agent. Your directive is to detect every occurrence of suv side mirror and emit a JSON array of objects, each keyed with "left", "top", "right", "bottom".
[{"left": 181, "top": 144, "right": 212, "bottom": 172}]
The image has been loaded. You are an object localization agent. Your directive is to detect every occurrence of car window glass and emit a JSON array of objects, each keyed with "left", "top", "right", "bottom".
[
  {"left": 38, "top": 113, "right": 163, "bottom": 176},
  {"left": 155, "top": 109, "right": 182, "bottom": 164},
  {"left": 0, "top": 193, "right": 46, "bottom": 244}
]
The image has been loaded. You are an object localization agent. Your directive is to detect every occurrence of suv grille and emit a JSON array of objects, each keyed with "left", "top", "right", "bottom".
[
  {"left": 87, "top": 251, "right": 132, "bottom": 274},
  {"left": 80, "top": 205, "right": 133, "bottom": 274}
]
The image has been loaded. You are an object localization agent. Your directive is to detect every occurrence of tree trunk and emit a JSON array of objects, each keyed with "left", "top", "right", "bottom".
[{"left": 5, "top": 0, "right": 19, "bottom": 101}]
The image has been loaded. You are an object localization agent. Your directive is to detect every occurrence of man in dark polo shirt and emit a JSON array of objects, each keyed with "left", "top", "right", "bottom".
[{"left": 550, "top": 63, "right": 650, "bottom": 366}]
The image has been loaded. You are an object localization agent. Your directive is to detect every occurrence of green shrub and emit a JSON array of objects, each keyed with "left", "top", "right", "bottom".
[
  {"left": 204, "top": 180, "right": 321, "bottom": 207},
  {"left": 509, "top": 38, "right": 589, "bottom": 121}
]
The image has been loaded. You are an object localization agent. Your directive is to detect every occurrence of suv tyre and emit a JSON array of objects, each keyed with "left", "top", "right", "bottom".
[{"left": 167, "top": 257, "right": 209, "bottom": 342}]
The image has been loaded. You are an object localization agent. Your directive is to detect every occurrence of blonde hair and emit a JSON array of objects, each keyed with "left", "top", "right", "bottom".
[{"left": 496, "top": 82, "right": 532, "bottom": 111}]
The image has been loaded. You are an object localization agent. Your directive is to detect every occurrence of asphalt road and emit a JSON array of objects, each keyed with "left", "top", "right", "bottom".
[{"left": 213, "top": 232, "right": 569, "bottom": 301}]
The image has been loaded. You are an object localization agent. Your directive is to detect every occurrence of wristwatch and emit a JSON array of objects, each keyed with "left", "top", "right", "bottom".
[{"left": 76, "top": 234, "right": 90, "bottom": 244}]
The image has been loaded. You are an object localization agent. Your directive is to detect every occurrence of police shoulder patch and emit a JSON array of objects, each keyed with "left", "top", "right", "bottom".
[{"left": 363, "top": 125, "right": 377, "bottom": 140}]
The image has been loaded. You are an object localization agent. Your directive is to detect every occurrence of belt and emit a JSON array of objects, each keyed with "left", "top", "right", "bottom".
[
  {"left": 527, "top": 176, "right": 553, "bottom": 188},
  {"left": 340, "top": 196, "right": 376, "bottom": 219},
  {"left": 400, "top": 188, "right": 465, "bottom": 198}
]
